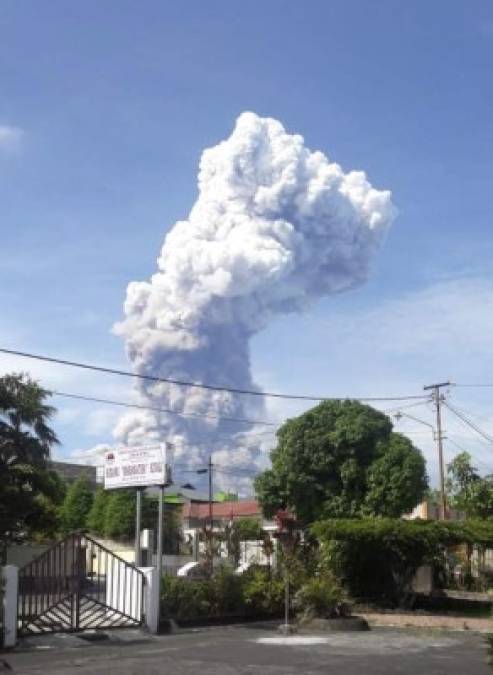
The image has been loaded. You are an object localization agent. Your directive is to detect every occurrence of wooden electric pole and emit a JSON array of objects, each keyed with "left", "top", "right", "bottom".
[{"left": 423, "top": 381, "right": 450, "bottom": 520}]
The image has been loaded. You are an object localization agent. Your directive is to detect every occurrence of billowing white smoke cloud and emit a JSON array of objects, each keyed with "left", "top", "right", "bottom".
[{"left": 113, "top": 112, "right": 396, "bottom": 490}]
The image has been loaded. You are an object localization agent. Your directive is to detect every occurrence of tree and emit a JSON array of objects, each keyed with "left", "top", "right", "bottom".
[
  {"left": 60, "top": 475, "right": 94, "bottom": 532},
  {"left": 27, "top": 469, "right": 67, "bottom": 541},
  {"left": 86, "top": 487, "right": 110, "bottom": 534},
  {"left": 363, "top": 433, "right": 428, "bottom": 518},
  {"left": 0, "top": 373, "right": 60, "bottom": 560},
  {"left": 103, "top": 489, "right": 136, "bottom": 539},
  {"left": 233, "top": 518, "right": 263, "bottom": 541},
  {"left": 447, "top": 452, "right": 493, "bottom": 519},
  {"left": 255, "top": 400, "right": 428, "bottom": 524}
]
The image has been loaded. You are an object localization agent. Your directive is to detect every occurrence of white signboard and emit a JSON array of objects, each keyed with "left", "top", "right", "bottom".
[{"left": 104, "top": 444, "right": 173, "bottom": 490}]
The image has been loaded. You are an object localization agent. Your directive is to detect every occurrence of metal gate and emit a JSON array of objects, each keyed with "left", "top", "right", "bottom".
[{"left": 17, "top": 533, "right": 145, "bottom": 635}]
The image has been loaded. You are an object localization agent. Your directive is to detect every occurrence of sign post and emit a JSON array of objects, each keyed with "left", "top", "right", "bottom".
[
  {"left": 135, "top": 488, "right": 143, "bottom": 566},
  {"left": 156, "top": 485, "right": 164, "bottom": 587},
  {"left": 104, "top": 443, "right": 174, "bottom": 593},
  {"left": 103, "top": 445, "right": 171, "bottom": 490}
]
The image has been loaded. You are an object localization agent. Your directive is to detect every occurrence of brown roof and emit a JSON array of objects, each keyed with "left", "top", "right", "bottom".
[{"left": 183, "top": 499, "right": 261, "bottom": 520}]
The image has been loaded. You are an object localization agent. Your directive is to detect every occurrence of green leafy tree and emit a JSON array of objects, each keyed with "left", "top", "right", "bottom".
[
  {"left": 86, "top": 487, "right": 110, "bottom": 534},
  {"left": 0, "top": 373, "right": 60, "bottom": 560},
  {"left": 255, "top": 400, "right": 428, "bottom": 524},
  {"left": 233, "top": 518, "right": 263, "bottom": 541},
  {"left": 104, "top": 489, "right": 136, "bottom": 539},
  {"left": 27, "top": 469, "right": 67, "bottom": 541},
  {"left": 447, "top": 452, "right": 493, "bottom": 519},
  {"left": 60, "top": 475, "right": 94, "bottom": 532},
  {"left": 363, "top": 433, "right": 428, "bottom": 517}
]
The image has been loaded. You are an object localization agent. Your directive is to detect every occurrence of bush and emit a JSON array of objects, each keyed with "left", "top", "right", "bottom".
[
  {"left": 161, "top": 566, "right": 285, "bottom": 621},
  {"left": 161, "top": 575, "right": 212, "bottom": 620},
  {"left": 312, "top": 518, "right": 493, "bottom": 608},
  {"left": 207, "top": 565, "right": 244, "bottom": 615},
  {"left": 243, "top": 567, "right": 285, "bottom": 615},
  {"left": 294, "top": 576, "right": 345, "bottom": 620},
  {"left": 233, "top": 518, "right": 263, "bottom": 541}
]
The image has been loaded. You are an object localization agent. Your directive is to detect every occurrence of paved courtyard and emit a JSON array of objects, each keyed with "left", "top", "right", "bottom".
[{"left": 3, "top": 624, "right": 492, "bottom": 675}]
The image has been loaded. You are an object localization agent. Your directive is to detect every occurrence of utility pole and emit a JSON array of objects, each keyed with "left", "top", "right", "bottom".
[
  {"left": 423, "top": 381, "right": 450, "bottom": 520},
  {"left": 156, "top": 485, "right": 164, "bottom": 583},
  {"left": 208, "top": 456, "right": 213, "bottom": 531},
  {"left": 208, "top": 456, "right": 213, "bottom": 575},
  {"left": 135, "top": 487, "right": 143, "bottom": 566}
]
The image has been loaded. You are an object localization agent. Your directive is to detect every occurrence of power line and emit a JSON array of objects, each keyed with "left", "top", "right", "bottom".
[
  {"left": 0, "top": 347, "right": 428, "bottom": 403},
  {"left": 453, "top": 384, "right": 493, "bottom": 388},
  {"left": 446, "top": 436, "right": 493, "bottom": 473},
  {"left": 382, "top": 400, "right": 433, "bottom": 415},
  {"left": 443, "top": 401, "right": 493, "bottom": 445},
  {"left": 50, "top": 390, "right": 278, "bottom": 427}
]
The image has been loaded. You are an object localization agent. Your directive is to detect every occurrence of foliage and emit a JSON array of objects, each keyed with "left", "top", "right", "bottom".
[
  {"left": 255, "top": 400, "right": 428, "bottom": 524},
  {"left": 312, "top": 518, "right": 493, "bottom": 607},
  {"left": 102, "top": 488, "right": 135, "bottom": 539},
  {"left": 363, "top": 434, "right": 429, "bottom": 517},
  {"left": 85, "top": 489, "right": 182, "bottom": 551},
  {"left": 59, "top": 475, "right": 94, "bottom": 532},
  {"left": 207, "top": 565, "right": 244, "bottom": 615},
  {"left": 0, "top": 373, "right": 60, "bottom": 559},
  {"left": 161, "top": 574, "right": 212, "bottom": 620},
  {"left": 242, "top": 567, "right": 285, "bottom": 615},
  {"left": 157, "top": 503, "right": 183, "bottom": 554},
  {"left": 224, "top": 518, "right": 264, "bottom": 564},
  {"left": 161, "top": 566, "right": 286, "bottom": 621},
  {"left": 233, "top": 518, "right": 263, "bottom": 541},
  {"left": 447, "top": 452, "right": 493, "bottom": 519},
  {"left": 294, "top": 575, "right": 345, "bottom": 619},
  {"left": 86, "top": 487, "right": 110, "bottom": 534},
  {"left": 27, "top": 470, "right": 67, "bottom": 541}
]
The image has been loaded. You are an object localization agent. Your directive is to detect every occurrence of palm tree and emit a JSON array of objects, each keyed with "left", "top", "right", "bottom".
[{"left": 0, "top": 373, "right": 60, "bottom": 561}]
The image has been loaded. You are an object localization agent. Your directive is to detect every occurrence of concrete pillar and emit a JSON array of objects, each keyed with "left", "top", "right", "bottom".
[
  {"left": 2, "top": 565, "right": 18, "bottom": 647},
  {"left": 139, "top": 567, "right": 159, "bottom": 634}
]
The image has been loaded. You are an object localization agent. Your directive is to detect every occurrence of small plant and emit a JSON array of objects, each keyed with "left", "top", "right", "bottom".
[
  {"left": 294, "top": 575, "right": 347, "bottom": 620},
  {"left": 207, "top": 565, "right": 244, "bottom": 615},
  {"left": 243, "top": 567, "right": 285, "bottom": 615},
  {"left": 161, "top": 575, "right": 212, "bottom": 620}
]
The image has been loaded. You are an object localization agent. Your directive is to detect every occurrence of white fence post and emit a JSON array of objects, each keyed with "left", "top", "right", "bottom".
[
  {"left": 2, "top": 565, "right": 18, "bottom": 648},
  {"left": 139, "top": 567, "right": 159, "bottom": 634}
]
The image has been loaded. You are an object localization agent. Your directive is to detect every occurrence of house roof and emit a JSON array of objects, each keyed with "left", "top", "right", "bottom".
[
  {"left": 183, "top": 499, "right": 261, "bottom": 520},
  {"left": 50, "top": 461, "right": 97, "bottom": 486}
]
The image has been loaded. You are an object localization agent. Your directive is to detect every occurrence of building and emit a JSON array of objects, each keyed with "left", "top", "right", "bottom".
[
  {"left": 50, "top": 461, "right": 97, "bottom": 487},
  {"left": 182, "top": 498, "right": 263, "bottom": 529}
]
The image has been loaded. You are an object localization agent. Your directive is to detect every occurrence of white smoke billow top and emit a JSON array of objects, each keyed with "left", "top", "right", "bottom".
[{"left": 113, "top": 112, "right": 396, "bottom": 489}]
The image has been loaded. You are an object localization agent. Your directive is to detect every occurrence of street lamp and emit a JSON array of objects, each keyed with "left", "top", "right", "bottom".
[{"left": 393, "top": 411, "right": 436, "bottom": 438}]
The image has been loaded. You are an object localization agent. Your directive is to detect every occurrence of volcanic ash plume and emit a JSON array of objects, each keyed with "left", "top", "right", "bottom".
[{"left": 113, "top": 112, "right": 396, "bottom": 486}]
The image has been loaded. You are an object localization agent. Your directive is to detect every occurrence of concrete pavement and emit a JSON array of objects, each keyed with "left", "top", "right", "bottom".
[{"left": 2, "top": 624, "right": 491, "bottom": 674}]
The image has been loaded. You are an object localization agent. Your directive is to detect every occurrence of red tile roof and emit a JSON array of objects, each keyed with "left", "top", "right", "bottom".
[{"left": 183, "top": 499, "right": 261, "bottom": 520}]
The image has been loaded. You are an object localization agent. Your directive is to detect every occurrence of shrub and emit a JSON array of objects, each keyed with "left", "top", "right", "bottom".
[
  {"left": 243, "top": 567, "right": 285, "bottom": 615},
  {"left": 312, "top": 518, "right": 493, "bottom": 608},
  {"left": 294, "top": 576, "right": 346, "bottom": 620},
  {"left": 207, "top": 565, "right": 244, "bottom": 615},
  {"left": 161, "top": 575, "right": 211, "bottom": 620},
  {"left": 161, "top": 566, "right": 286, "bottom": 621}
]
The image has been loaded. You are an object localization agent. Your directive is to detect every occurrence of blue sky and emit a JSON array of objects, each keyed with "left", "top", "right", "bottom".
[{"left": 1, "top": 1, "right": 493, "bottom": 484}]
